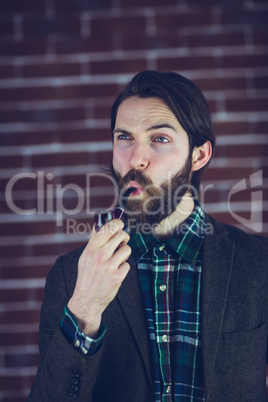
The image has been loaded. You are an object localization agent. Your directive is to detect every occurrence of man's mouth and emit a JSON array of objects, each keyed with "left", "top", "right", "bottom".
[{"left": 128, "top": 181, "right": 144, "bottom": 197}]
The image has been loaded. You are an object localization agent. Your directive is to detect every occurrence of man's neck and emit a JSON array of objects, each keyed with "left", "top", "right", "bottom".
[{"left": 152, "top": 194, "right": 195, "bottom": 240}]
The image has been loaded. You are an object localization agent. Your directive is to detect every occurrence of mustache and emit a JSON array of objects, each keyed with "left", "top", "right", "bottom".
[{"left": 118, "top": 169, "right": 154, "bottom": 190}]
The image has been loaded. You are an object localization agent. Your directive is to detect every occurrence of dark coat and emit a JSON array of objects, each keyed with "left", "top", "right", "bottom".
[{"left": 28, "top": 215, "right": 268, "bottom": 401}]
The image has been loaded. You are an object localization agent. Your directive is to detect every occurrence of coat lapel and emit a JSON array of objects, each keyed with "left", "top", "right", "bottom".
[
  {"left": 201, "top": 216, "right": 235, "bottom": 400},
  {"left": 117, "top": 261, "right": 154, "bottom": 393}
]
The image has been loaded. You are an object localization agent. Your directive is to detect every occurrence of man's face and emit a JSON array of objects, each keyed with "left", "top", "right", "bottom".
[{"left": 112, "top": 96, "right": 194, "bottom": 229}]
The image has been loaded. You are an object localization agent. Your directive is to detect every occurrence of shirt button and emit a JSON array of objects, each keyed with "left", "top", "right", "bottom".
[
  {"left": 166, "top": 385, "right": 171, "bottom": 394},
  {"left": 159, "top": 245, "right": 165, "bottom": 251},
  {"left": 159, "top": 284, "right": 167, "bottom": 292},
  {"left": 81, "top": 346, "right": 88, "bottom": 355},
  {"left": 162, "top": 334, "right": 168, "bottom": 342}
]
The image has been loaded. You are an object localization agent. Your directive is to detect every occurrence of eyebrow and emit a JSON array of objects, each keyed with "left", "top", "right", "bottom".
[
  {"left": 113, "top": 123, "right": 177, "bottom": 136},
  {"left": 146, "top": 123, "right": 177, "bottom": 132}
]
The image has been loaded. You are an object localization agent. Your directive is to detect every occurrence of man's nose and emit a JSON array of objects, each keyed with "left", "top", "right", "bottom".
[{"left": 129, "top": 143, "right": 149, "bottom": 170}]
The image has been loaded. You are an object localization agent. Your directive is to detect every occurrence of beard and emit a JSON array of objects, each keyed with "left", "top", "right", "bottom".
[{"left": 111, "top": 155, "right": 194, "bottom": 234}]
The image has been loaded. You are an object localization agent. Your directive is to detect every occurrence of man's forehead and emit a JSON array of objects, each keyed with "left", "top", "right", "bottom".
[{"left": 115, "top": 96, "right": 179, "bottom": 127}]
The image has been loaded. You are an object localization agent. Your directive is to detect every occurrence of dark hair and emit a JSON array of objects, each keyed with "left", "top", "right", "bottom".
[{"left": 111, "top": 70, "right": 215, "bottom": 191}]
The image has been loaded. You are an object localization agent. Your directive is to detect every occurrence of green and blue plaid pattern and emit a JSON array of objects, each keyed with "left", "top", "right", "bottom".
[
  {"left": 128, "top": 202, "right": 206, "bottom": 401},
  {"left": 60, "top": 306, "right": 106, "bottom": 355}
]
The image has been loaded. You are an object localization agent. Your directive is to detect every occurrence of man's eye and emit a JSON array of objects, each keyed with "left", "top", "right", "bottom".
[
  {"left": 154, "top": 136, "right": 169, "bottom": 143},
  {"left": 117, "top": 134, "right": 130, "bottom": 140}
]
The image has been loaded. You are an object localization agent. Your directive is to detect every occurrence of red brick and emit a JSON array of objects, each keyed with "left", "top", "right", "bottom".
[
  {"left": 22, "top": 61, "right": 81, "bottom": 78},
  {"left": 0, "top": 130, "right": 57, "bottom": 146},
  {"left": 187, "top": 31, "right": 246, "bottom": 48},
  {"left": 56, "top": 193, "right": 116, "bottom": 217},
  {"left": 59, "top": 83, "right": 118, "bottom": 100},
  {"left": 0, "top": 0, "right": 46, "bottom": 14},
  {"left": 4, "top": 172, "right": 57, "bottom": 192},
  {"left": 0, "top": 155, "right": 24, "bottom": 169},
  {"left": 120, "top": 0, "right": 176, "bottom": 7},
  {"left": 90, "top": 58, "right": 147, "bottom": 75},
  {"left": 4, "top": 395, "right": 35, "bottom": 402},
  {"left": 155, "top": 10, "right": 213, "bottom": 31},
  {"left": 157, "top": 55, "right": 215, "bottom": 72},
  {"left": 206, "top": 99, "right": 217, "bottom": 114},
  {"left": 226, "top": 97, "right": 268, "bottom": 112},
  {"left": 213, "top": 121, "right": 249, "bottom": 136},
  {"left": 208, "top": 211, "right": 254, "bottom": 231},
  {"left": 0, "top": 375, "right": 23, "bottom": 391},
  {"left": 203, "top": 166, "right": 255, "bottom": 182},
  {"left": 61, "top": 173, "right": 89, "bottom": 188},
  {"left": 0, "top": 106, "right": 85, "bottom": 124},
  {"left": 214, "top": 143, "right": 268, "bottom": 159},
  {"left": 194, "top": 76, "right": 247, "bottom": 92},
  {"left": 23, "top": 16, "right": 81, "bottom": 37},
  {"left": 1, "top": 197, "right": 36, "bottom": 215},
  {"left": 31, "top": 151, "right": 90, "bottom": 168},
  {"left": 86, "top": 173, "right": 115, "bottom": 188},
  {"left": 32, "top": 240, "right": 83, "bottom": 257},
  {"left": 3, "top": 396, "right": 32, "bottom": 402},
  {"left": 0, "top": 39, "right": 47, "bottom": 57},
  {"left": 2, "top": 309, "right": 40, "bottom": 325},
  {"left": 5, "top": 351, "right": 39, "bottom": 368},
  {"left": 0, "top": 85, "right": 55, "bottom": 103},
  {"left": 5, "top": 197, "right": 40, "bottom": 216},
  {"left": 89, "top": 194, "right": 116, "bottom": 210},
  {"left": 0, "top": 17, "right": 14, "bottom": 36},
  {"left": 63, "top": 216, "right": 94, "bottom": 235},
  {"left": 91, "top": 16, "right": 146, "bottom": 36},
  {"left": 93, "top": 105, "right": 111, "bottom": 120},
  {"left": 222, "top": 53, "right": 268, "bottom": 69},
  {"left": 255, "top": 75, "right": 268, "bottom": 90},
  {"left": 255, "top": 121, "right": 268, "bottom": 133},
  {"left": 61, "top": 169, "right": 113, "bottom": 191},
  {"left": 55, "top": 36, "right": 114, "bottom": 55},
  {"left": 0, "top": 288, "right": 33, "bottom": 303},
  {"left": 54, "top": 0, "right": 112, "bottom": 13},
  {"left": 1, "top": 265, "right": 50, "bottom": 280},
  {"left": 207, "top": 187, "right": 268, "bottom": 206},
  {"left": 2, "top": 307, "right": 40, "bottom": 324},
  {"left": 200, "top": 188, "right": 222, "bottom": 204},
  {"left": 122, "top": 33, "right": 179, "bottom": 51},
  {"left": 0, "top": 199, "right": 17, "bottom": 214},
  {"left": 58, "top": 128, "right": 110, "bottom": 143},
  {"left": 0, "top": 329, "right": 39, "bottom": 347},
  {"left": 221, "top": 8, "right": 268, "bottom": 26},
  {"left": 0, "top": 221, "right": 56, "bottom": 236},
  {"left": 0, "top": 64, "right": 15, "bottom": 79},
  {"left": 57, "top": 194, "right": 86, "bottom": 212},
  {"left": 95, "top": 150, "right": 113, "bottom": 165},
  {"left": 253, "top": 28, "right": 268, "bottom": 46},
  {"left": 187, "top": 0, "right": 244, "bottom": 3}
]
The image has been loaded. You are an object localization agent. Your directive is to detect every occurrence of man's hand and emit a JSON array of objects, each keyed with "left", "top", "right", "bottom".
[{"left": 67, "top": 219, "right": 131, "bottom": 338}]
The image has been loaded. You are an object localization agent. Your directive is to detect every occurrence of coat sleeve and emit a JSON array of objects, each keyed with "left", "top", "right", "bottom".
[{"left": 27, "top": 254, "right": 104, "bottom": 401}]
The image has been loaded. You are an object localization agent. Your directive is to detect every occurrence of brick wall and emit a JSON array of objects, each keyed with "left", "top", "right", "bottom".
[{"left": 0, "top": 0, "right": 267, "bottom": 400}]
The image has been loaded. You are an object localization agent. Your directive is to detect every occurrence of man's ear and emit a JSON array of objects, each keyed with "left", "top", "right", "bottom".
[{"left": 191, "top": 141, "right": 212, "bottom": 172}]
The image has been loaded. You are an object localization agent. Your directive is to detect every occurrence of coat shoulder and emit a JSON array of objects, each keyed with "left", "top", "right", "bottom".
[
  {"left": 204, "top": 214, "right": 268, "bottom": 271},
  {"left": 205, "top": 213, "right": 268, "bottom": 247}
]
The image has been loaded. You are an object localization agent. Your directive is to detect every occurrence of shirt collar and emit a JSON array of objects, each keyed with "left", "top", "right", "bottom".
[
  {"left": 128, "top": 200, "right": 206, "bottom": 267},
  {"left": 167, "top": 201, "right": 206, "bottom": 265}
]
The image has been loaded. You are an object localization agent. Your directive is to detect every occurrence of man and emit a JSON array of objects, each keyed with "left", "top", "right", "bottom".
[{"left": 28, "top": 71, "right": 268, "bottom": 401}]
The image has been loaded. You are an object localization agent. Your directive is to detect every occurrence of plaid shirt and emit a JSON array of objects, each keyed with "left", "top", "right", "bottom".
[
  {"left": 128, "top": 202, "right": 206, "bottom": 401},
  {"left": 61, "top": 202, "right": 206, "bottom": 401}
]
